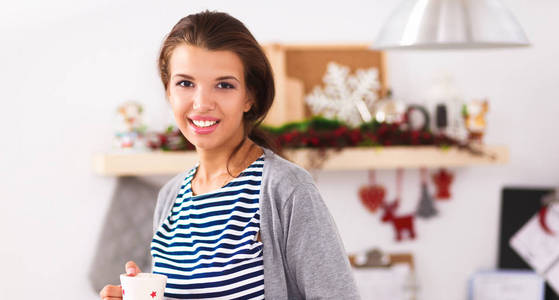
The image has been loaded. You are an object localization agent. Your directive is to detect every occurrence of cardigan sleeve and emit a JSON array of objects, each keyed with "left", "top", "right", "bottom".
[
  {"left": 282, "top": 182, "right": 361, "bottom": 299},
  {"left": 150, "top": 179, "right": 171, "bottom": 273},
  {"left": 150, "top": 172, "right": 185, "bottom": 273},
  {"left": 152, "top": 172, "right": 185, "bottom": 235},
  {"left": 152, "top": 183, "right": 170, "bottom": 235}
]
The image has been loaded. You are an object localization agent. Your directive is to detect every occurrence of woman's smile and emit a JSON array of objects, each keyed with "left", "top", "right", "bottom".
[{"left": 188, "top": 116, "right": 221, "bottom": 134}]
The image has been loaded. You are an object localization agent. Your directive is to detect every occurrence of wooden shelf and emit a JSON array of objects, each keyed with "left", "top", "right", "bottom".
[{"left": 93, "top": 145, "right": 509, "bottom": 176}]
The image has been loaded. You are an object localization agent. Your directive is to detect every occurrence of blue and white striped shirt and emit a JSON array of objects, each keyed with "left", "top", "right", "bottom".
[{"left": 151, "top": 155, "right": 265, "bottom": 299}]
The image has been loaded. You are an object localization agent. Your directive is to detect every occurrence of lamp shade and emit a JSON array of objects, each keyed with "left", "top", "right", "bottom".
[{"left": 372, "top": 0, "right": 530, "bottom": 50}]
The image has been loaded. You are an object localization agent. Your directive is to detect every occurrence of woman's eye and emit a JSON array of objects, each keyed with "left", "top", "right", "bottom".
[
  {"left": 217, "top": 82, "right": 235, "bottom": 89},
  {"left": 177, "top": 80, "right": 194, "bottom": 87}
]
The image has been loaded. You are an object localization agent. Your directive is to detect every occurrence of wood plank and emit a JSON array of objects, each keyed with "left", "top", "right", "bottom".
[
  {"left": 93, "top": 145, "right": 509, "bottom": 176},
  {"left": 93, "top": 151, "right": 198, "bottom": 176},
  {"left": 286, "top": 145, "right": 509, "bottom": 170}
]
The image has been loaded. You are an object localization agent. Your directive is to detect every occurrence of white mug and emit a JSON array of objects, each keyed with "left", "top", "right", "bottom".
[{"left": 120, "top": 273, "right": 167, "bottom": 300}]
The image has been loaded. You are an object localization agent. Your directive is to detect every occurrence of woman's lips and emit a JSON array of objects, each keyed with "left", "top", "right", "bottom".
[{"left": 188, "top": 118, "right": 220, "bottom": 134}]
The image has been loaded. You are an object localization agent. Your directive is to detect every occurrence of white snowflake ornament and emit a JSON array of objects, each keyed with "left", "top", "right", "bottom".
[{"left": 305, "top": 62, "right": 380, "bottom": 127}]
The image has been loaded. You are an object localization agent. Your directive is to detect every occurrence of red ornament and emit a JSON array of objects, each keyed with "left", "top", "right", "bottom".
[
  {"left": 359, "top": 170, "right": 385, "bottom": 213},
  {"left": 122, "top": 289, "right": 125, "bottom": 295},
  {"left": 432, "top": 168, "right": 454, "bottom": 200},
  {"left": 360, "top": 186, "right": 385, "bottom": 213},
  {"left": 150, "top": 291, "right": 157, "bottom": 298},
  {"left": 380, "top": 200, "right": 416, "bottom": 241},
  {"left": 539, "top": 205, "right": 555, "bottom": 235}
]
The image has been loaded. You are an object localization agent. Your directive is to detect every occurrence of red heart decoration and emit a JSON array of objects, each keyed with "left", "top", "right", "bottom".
[{"left": 359, "top": 185, "right": 386, "bottom": 213}]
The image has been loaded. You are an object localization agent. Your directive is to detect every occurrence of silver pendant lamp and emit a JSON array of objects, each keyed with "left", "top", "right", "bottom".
[{"left": 372, "top": 0, "right": 530, "bottom": 50}]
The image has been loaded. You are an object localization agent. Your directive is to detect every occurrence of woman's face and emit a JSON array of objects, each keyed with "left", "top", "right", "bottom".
[{"left": 166, "top": 44, "right": 252, "bottom": 152}]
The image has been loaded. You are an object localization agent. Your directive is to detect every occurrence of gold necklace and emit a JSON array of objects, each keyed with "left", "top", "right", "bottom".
[{"left": 192, "top": 171, "right": 235, "bottom": 195}]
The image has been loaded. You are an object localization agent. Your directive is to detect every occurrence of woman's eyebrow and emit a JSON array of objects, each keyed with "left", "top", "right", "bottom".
[
  {"left": 172, "top": 74, "right": 240, "bottom": 83},
  {"left": 216, "top": 76, "right": 240, "bottom": 83},
  {"left": 173, "top": 73, "right": 194, "bottom": 80}
]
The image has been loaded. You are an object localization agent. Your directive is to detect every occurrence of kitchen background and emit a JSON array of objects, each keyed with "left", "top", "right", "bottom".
[{"left": 1, "top": 0, "right": 558, "bottom": 299}]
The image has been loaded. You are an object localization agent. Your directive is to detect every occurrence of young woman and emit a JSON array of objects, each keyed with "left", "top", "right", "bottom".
[{"left": 100, "top": 10, "right": 359, "bottom": 300}]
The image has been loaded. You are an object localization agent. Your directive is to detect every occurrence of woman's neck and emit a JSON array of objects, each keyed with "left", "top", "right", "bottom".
[{"left": 194, "top": 138, "right": 262, "bottom": 186}]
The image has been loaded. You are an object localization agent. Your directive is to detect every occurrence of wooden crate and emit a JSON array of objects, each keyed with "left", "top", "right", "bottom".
[{"left": 261, "top": 43, "right": 387, "bottom": 126}]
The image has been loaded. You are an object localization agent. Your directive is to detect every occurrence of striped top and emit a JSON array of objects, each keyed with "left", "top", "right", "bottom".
[{"left": 151, "top": 155, "right": 265, "bottom": 299}]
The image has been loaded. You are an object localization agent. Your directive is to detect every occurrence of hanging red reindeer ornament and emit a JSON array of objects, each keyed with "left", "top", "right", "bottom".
[
  {"left": 380, "top": 169, "right": 417, "bottom": 241},
  {"left": 381, "top": 201, "right": 417, "bottom": 241}
]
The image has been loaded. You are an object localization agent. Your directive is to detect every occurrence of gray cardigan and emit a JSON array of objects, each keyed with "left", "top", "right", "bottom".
[{"left": 152, "top": 148, "right": 360, "bottom": 299}]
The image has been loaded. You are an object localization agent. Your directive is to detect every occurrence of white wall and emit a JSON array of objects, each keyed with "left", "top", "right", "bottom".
[{"left": 2, "top": 0, "right": 558, "bottom": 299}]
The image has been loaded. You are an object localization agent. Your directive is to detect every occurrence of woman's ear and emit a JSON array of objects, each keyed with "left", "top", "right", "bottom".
[{"left": 244, "top": 97, "right": 254, "bottom": 113}]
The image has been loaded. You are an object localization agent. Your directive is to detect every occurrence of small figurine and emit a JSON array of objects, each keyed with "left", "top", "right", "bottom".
[
  {"left": 114, "top": 101, "right": 148, "bottom": 150},
  {"left": 373, "top": 89, "right": 406, "bottom": 124},
  {"left": 462, "top": 99, "right": 489, "bottom": 142}
]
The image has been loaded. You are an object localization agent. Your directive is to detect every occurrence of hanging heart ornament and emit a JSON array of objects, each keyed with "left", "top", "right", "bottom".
[
  {"left": 359, "top": 170, "right": 386, "bottom": 213},
  {"left": 360, "top": 185, "right": 386, "bottom": 213}
]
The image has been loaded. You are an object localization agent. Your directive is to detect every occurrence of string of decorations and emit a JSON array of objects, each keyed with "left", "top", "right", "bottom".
[{"left": 146, "top": 116, "right": 489, "bottom": 159}]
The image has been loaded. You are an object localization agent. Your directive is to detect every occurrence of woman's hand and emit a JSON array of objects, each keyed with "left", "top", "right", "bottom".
[{"left": 99, "top": 261, "right": 142, "bottom": 299}]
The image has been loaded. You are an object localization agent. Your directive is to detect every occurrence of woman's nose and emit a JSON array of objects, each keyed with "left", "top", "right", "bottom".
[{"left": 192, "top": 88, "right": 215, "bottom": 112}]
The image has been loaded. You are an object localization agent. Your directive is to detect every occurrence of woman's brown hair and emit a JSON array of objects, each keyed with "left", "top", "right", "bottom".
[{"left": 158, "top": 10, "right": 282, "bottom": 173}]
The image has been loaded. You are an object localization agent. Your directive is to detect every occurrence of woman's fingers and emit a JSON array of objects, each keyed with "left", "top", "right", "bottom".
[
  {"left": 99, "top": 284, "right": 122, "bottom": 299},
  {"left": 99, "top": 261, "right": 141, "bottom": 299},
  {"left": 125, "top": 260, "right": 141, "bottom": 276}
]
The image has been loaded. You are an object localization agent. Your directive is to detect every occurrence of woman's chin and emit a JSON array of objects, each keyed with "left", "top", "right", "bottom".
[
  {"left": 190, "top": 140, "right": 216, "bottom": 151},
  {"left": 189, "top": 138, "right": 226, "bottom": 153}
]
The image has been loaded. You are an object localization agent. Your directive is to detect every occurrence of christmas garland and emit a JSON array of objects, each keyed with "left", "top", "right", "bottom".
[
  {"left": 147, "top": 116, "right": 463, "bottom": 151},
  {"left": 261, "top": 116, "right": 457, "bottom": 149}
]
